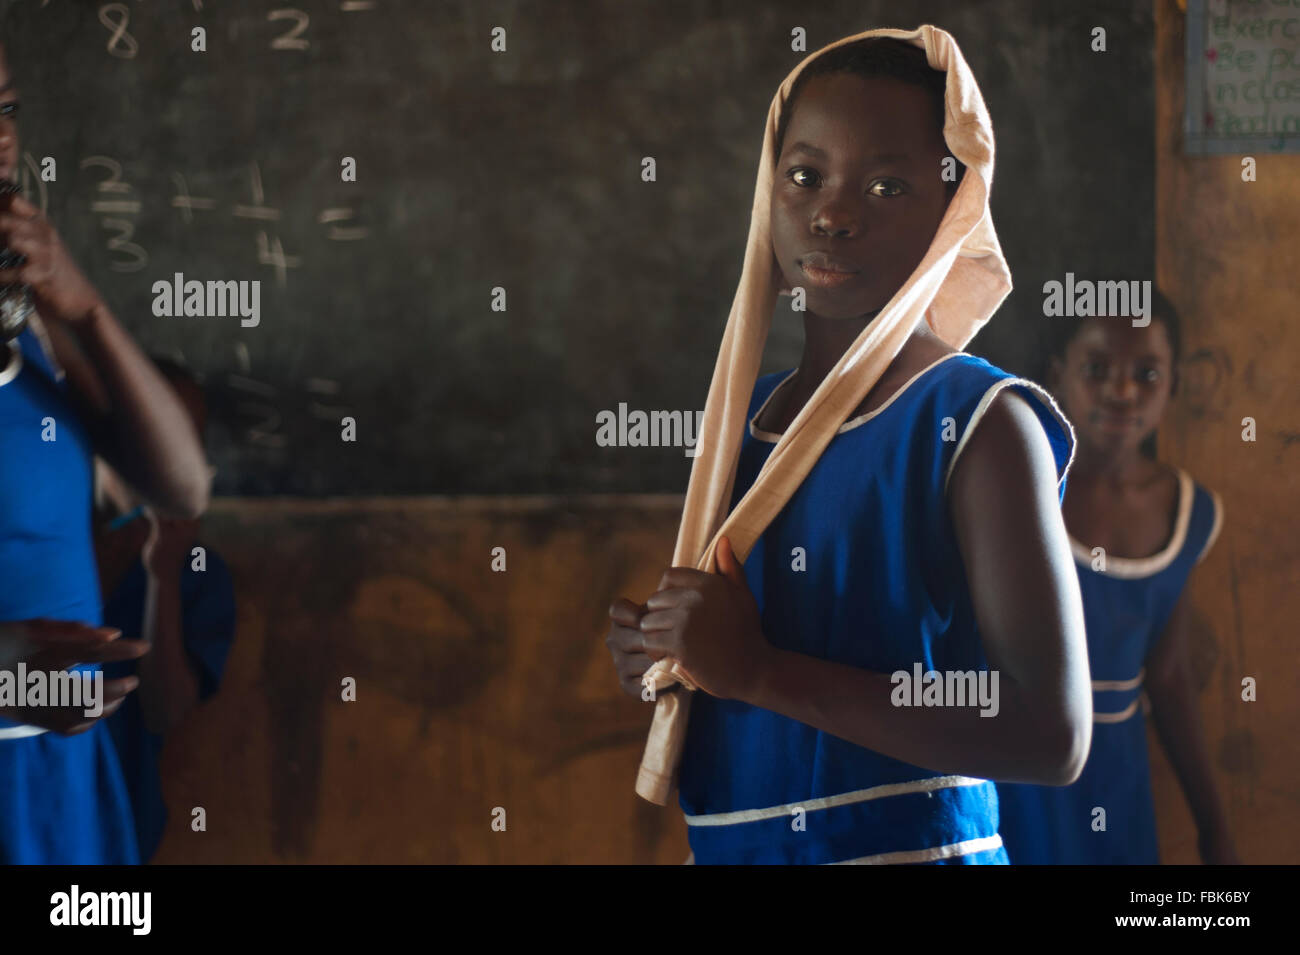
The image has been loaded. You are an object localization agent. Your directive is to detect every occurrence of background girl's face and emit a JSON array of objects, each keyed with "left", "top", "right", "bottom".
[
  {"left": 0, "top": 45, "right": 18, "bottom": 182},
  {"left": 1049, "top": 318, "right": 1176, "bottom": 457},
  {"left": 770, "top": 72, "right": 954, "bottom": 320}
]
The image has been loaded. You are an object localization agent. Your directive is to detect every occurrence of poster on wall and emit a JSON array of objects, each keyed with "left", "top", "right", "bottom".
[{"left": 1185, "top": 0, "right": 1300, "bottom": 153}]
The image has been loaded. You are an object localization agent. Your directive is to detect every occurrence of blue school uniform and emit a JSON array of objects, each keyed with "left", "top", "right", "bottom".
[
  {"left": 678, "top": 352, "right": 1074, "bottom": 865},
  {"left": 0, "top": 324, "right": 140, "bottom": 864},
  {"left": 996, "top": 470, "right": 1222, "bottom": 865},
  {"left": 101, "top": 548, "right": 236, "bottom": 862}
]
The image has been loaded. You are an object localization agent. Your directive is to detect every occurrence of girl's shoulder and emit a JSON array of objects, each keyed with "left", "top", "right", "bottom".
[
  {"left": 1168, "top": 465, "right": 1224, "bottom": 568},
  {"left": 928, "top": 353, "right": 1077, "bottom": 500}
]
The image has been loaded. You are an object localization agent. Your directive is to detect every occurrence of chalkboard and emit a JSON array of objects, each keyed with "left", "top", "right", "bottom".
[
  {"left": 1185, "top": 0, "right": 1300, "bottom": 153},
  {"left": 0, "top": 0, "right": 1155, "bottom": 495}
]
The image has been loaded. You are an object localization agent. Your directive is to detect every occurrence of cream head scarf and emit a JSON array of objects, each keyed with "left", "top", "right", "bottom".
[{"left": 636, "top": 25, "right": 1012, "bottom": 805}]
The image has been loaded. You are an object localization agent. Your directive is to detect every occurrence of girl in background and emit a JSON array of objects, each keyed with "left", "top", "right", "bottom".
[{"left": 996, "top": 289, "right": 1239, "bottom": 865}]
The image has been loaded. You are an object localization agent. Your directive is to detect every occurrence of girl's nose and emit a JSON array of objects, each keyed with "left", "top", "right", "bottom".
[
  {"left": 811, "top": 201, "right": 859, "bottom": 238},
  {"left": 1106, "top": 370, "right": 1138, "bottom": 403}
]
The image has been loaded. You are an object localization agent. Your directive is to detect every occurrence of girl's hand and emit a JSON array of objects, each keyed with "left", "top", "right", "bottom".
[
  {"left": 605, "top": 597, "right": 666, "bottom": 699},
  {"left": 0, "top": 192, "right": 105, "bottom": 327},
  {"left": 1, "top": 674, "right": 141, "bottom": 735},
  {"left": 638, "top": 537, "right": 773, "bottom": 702},
  {"left": 0, "top": 619, "right": 149, "bottom": 735}
]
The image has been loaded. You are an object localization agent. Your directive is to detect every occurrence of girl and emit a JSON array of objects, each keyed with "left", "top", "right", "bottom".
[
  {"left": 0, "top": 40, "right": 210, "bottom": 864},
  {"left": 606, "top": 28, "right": 1093, "bottom": 865},
  {"left": 996, "top": 289, "right": 1240, "bottom": 865}
]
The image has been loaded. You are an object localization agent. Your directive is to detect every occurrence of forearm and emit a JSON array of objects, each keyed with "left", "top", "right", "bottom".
[
  {"left": 62, "top": 303, "right": 209, "bottom": 517},
  {"left": 745, "top": 647, "right": 1083, "bottom": 785},
  {"left": 1147, "top": 673, "right": 1233, "bottom": 838},
  {"left": 136, "top": 565, "right": 200, "bottom": 734}
]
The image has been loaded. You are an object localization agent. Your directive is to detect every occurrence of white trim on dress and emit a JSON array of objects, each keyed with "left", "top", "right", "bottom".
[
  {"left": 830, "top": 833, "right": 1004, "bottom": 865},
  {"left": 0, "top": 724, "right": 50, "bottom": 740},
  {"left": 682, "top": 774, "right": 992, "bottom": 827},
  {"left": 1195, "top": 489, "right": 1223, "bottom": 565},
  {"left": 1067, "top": 469, "right": 1194, "bottom": 580},
  {"left": 748, "top": 352, "right": 967, "bottom": 444},
  {"left": 0, "top": 338, "right": 20, "bottom": 387},
  {"left": 944, "top": 377, "right": 1076, "bottom": 496},
  {"left": 1092, "top": 668, "right": 1144, "bottom": 692},
  {"left": 1093, "top": 698, "right": 1140, "bottom": 724}
]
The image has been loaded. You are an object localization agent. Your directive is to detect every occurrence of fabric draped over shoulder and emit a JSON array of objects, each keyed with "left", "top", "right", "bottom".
[{"left": 637, "top": 25, "right": 1012, "bottom": 804}]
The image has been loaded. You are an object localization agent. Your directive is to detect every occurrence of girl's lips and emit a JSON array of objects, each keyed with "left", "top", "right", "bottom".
[{"left": 800, "top": 263, "right": 859, "bottom": 288}]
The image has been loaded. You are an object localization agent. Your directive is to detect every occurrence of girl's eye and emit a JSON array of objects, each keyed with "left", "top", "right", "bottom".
[
  {"left": 0, "top": 103, "right": 19, "bottom": 118},
  {"left": 786, "top": 167, "right": 820, "bottom": 187},
  {"left": 868, "top": 179, "right": 905, "bottom": 197},
  {"left": 1138, "top": 366, "right": 1160, "bottom": 384},
  {"left": 1085, "top": 361, "right": 1108, "bottom": 380}
]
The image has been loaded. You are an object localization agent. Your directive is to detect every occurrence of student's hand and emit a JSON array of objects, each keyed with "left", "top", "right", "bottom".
[
  {"left": 0, "top": 673, "right": 140, "bottom": 735},
  {"left": 0, "top": 192, "right": 106, "bottom": 327},
  {"left": 142, "top": 509, "right": 200, "bottom": 575},
  {"left": 606, "top": 598, "right": 672, "bottom": 699},
  {"left": 1198, "top": 827, "right": 1240, "bottom": 865},
  {"left": 0, "top": 619, "right": 148, "bottom": 735},
  {"left": 638, "top": 536, "right": 773, "bottom": 702}
]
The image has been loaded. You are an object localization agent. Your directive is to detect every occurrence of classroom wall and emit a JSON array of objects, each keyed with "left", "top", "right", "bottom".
[
  {"left": 145, "top": 3, "right": 1296, "bottom": 864},
  {"left": 153, "top": 497, "right": 688, "bottom": 863},
  {"left": 1146, "top": 0, "right": 1299, "bottom": 864}
]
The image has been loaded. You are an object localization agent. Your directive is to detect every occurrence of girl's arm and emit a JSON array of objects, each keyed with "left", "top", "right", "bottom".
[
  {"left": 0, "top": 192, "right": 210, "bottom": 518},
  {"left": 135, "top": 522, "right": 201, "bottom": 735},
  {"left": 1144, "top": 592, "right": 1240, "bottom": 864},
  {"left": 642, "top": 390, "right": 1093, "bottom": 786},
  {"left": 41, "top": 304, "right": 210, "bottom": 519}
]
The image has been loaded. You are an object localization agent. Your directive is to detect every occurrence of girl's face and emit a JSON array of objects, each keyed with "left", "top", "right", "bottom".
[
  {"left": 1049, "top": 318, "right": 1176, "bottom": 457},
  {"left": 0, "top": 46, "right": 19, "bottom": 183},
  {"left": 770, "top": 72, "right": 954, "bottom": 320}
]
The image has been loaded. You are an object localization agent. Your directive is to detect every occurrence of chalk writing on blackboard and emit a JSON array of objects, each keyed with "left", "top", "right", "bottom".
[
  {"left": 73, "top": 3, "right": 381, "bottom": 58},
  {"left": 169, "top": 173, "right": 217, "bottom": 224},
  {"left": 98, "top": 3, "right": 139, "bottom": 60},
  {"left": 71, "top": 156, "right": 373, "bottom": 287},
  {"left": 80, "top": 155, "right": 149, "bottom": 272},
  {"left": 211, "top": 340, "right": 354, "bottom": 452},
  {"left": 268, "top": 10, "right": 310, "bottom": 51}
]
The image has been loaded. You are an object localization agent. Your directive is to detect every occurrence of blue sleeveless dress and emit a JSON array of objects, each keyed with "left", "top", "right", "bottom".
[
  {"left": 0, "top": 323, "right": 140, "bottom": 864},
  {"left": 102, "top": 549, "right": 237, "bottom": 861},
  {"left": 678, "top": 352, "right": 1075, "bottom": 864},
  {"left": 996, "top": 470, "right": 1222, "bottom": 865}
]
